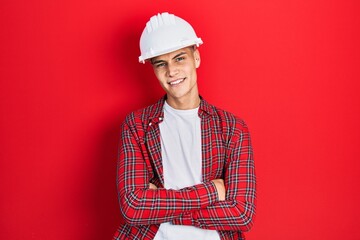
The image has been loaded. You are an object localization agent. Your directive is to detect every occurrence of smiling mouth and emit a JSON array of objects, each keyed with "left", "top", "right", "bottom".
[{"left": 168, "top": 78, "right": 186, "bottom": 86}]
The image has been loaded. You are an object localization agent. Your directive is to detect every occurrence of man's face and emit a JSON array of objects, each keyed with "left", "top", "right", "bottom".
[{"left": 151, "top": 47, "right": 200, "bottom": 105}]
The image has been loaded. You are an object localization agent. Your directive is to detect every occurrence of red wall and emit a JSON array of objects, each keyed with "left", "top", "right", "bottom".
[{"left": 1, "top": 0, "right": 359, "bottom": 239}]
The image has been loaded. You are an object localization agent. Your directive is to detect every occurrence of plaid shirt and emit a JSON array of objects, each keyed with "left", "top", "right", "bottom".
[{"left": 114, "top": 96, "right": 256, "bottom": 240}]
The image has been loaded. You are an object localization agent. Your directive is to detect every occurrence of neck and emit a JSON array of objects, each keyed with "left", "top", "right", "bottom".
[{"left": 166, "top": 93, "right": 201, "bottom": 110}]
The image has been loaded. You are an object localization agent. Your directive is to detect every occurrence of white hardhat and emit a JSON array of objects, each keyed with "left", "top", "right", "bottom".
[{"left": 138, "top": 12, "right": 203, "bottom": 63}]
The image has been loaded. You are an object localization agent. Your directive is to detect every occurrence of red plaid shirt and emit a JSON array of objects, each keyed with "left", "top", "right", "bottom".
[{"left": 114, "top": 96, "right": 256, "bottom": 240}]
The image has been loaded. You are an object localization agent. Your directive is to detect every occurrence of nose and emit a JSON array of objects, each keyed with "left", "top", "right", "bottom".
[{"left": 166, "top": 63, "right": 179, "bottom": 77}]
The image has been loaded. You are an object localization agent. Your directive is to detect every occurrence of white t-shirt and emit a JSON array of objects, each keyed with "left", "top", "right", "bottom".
[{"left": 153, "top": 101, "right": 220, "bottom": 240}]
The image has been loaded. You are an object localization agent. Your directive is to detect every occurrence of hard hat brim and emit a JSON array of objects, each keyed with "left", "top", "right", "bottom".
[{"left": 138, "top": 38, "right": 203, "bottom": 63}]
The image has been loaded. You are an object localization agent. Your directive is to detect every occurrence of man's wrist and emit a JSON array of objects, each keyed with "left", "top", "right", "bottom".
[{"left": 197, "top": 181, "right": 219, "bottom": 206}]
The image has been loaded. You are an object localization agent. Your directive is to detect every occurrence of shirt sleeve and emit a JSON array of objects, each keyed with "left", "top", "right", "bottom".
[
  {"left": 117, "top": 116, "right": 219, "bottom": 226},
  {"left": 172, "top": 121, "right": 256, "bottom": 232}
]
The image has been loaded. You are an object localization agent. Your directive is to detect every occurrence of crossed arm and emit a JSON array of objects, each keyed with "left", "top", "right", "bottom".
[
  {"left": 149, "top": 179, "right": 225, "bottom": 201},
  {"left": 117, "top": 118, "right": 256, "bottom": 232}
]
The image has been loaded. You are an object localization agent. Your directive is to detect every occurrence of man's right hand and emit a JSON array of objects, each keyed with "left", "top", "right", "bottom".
[
  {"left": 211, "top": 179, "right": 226, "bottom": 201},
  {"left": 149, "top": 183, "right": 158, "bottom": 190}
]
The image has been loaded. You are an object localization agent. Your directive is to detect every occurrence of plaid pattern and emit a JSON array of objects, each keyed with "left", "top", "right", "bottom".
[{"left": 114, "top": 96, "right": 256, "bottom": 240}]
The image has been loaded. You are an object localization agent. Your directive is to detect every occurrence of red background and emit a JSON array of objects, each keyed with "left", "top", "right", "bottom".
[{"left": 1, "top": 0, "right": 359, "bottom": 239}]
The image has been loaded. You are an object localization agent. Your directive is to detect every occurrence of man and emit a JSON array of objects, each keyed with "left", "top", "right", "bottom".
[{"left": 114, "top": 12, "right": 256, "bottom": 240}]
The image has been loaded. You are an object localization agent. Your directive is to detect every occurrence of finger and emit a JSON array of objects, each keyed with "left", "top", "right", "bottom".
[{"left": 149, "top": 183, "right": 157, "bottom": 189}]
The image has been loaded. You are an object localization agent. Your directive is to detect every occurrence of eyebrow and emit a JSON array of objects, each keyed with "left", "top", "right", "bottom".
[
  {"left": 152, "top": 52, "right": 187, "bottom": 65},
  {"left": 172, "top": 52, "right": 187, "bottom": 60}
]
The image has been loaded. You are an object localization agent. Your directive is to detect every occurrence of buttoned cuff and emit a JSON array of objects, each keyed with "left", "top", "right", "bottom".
[{"left": 196, "top": 181, "right": 218, "bottom": 207}]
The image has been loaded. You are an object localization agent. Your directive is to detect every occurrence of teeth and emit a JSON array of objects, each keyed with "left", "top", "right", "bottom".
[{"left": 169, "top": 78, "right": 185, "bottom": 85}]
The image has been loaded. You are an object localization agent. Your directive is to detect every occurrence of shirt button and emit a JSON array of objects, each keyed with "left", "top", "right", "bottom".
[{"left": 159, "top": 117, "right": 163, "bottom": 121}]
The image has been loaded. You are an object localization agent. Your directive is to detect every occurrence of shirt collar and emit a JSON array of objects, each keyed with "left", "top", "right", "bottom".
[
  {"left": 148, "top": 95, "right": 215, "bottom": 123},
  {"left": 198, "top": 95, "right": 215, "bottom": 117}
]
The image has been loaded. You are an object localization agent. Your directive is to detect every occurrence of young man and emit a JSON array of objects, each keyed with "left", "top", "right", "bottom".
[{"left": 114, "top": 12, "right": 256, "bottom": 240}]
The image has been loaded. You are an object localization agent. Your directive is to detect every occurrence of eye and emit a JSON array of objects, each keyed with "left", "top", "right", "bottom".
[
  {"left": 155, "top": 62, "right": 166, "bottom": 68},
  {"left": 175, "top": 57, "right": 185, "bottom": 62}
]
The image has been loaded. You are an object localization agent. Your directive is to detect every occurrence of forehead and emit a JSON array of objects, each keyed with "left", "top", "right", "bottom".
[{"left": 151, "top": 47, "right": 193, "bottom": 62}]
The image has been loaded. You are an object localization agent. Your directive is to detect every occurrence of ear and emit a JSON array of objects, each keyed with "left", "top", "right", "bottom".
[{"left": 193, "top": 48, "right": 201, "bottom": 68}]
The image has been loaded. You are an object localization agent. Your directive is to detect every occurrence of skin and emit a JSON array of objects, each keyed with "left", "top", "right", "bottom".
[
  {"left": 151, "top": 46, "right": 201, "bottom": 110},
  {"left": 147, "top": 46, "right": 226, "bottom": 201}
]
